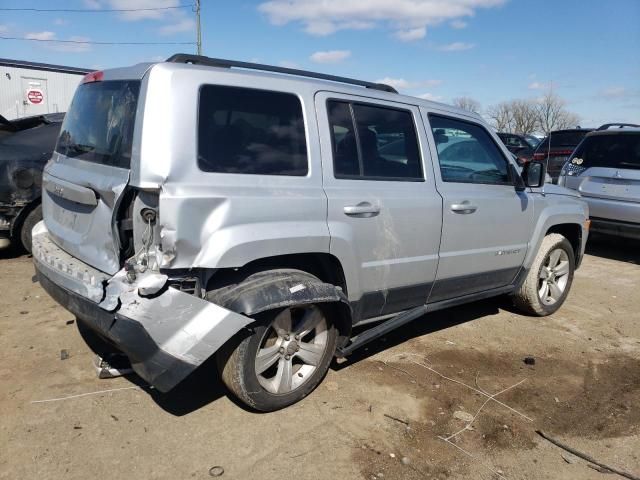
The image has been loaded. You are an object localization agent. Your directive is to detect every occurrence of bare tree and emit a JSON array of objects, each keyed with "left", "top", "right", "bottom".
[
  {"left": 452, "top": 96, "right": 481, "bottom": 114},
  {"left": 510, "top": 100, "right": 538, "bottom": 135},
  {"left": 485, "top": 102, "right": 515, "bottom": 132},
  {"left": 535, "top": 91, "right": 580, "bottom": 134}
]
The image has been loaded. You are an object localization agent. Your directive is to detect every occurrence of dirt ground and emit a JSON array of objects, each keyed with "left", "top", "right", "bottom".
[{"left": 1, "top": 234, "right": 639, "bottom": 480}]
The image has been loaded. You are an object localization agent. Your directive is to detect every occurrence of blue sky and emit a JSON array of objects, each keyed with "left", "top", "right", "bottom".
[{"left": 1, "top": 0, "right": 638, "bottom": 126}]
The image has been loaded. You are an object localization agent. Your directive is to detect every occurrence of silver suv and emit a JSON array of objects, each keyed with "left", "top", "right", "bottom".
[
  {"left": 33, "top": 55, "right": 589, "bottom": 411},
  {"left": 558, "top": 124, "right": 640, "bottom": 239}
]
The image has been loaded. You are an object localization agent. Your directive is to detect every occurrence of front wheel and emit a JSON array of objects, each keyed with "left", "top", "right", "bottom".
[
  {"left": 218, "top": 304, "right": 337, "bottom": 411},
  {"left": 513, "top": 233, "right": 575, "bottom": 316}
]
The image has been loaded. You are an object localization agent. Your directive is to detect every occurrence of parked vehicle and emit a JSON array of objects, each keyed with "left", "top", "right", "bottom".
[
  {"left": 558, "top": 124, "right": 640, "bottom": 239},
  {"left": 497, "top": 132, "right": 539, "bottom": 164},
  {"left": 33, "top": 55, "right": 589, "bottom": 411},
  {"left": 0, "top": 113, "right": 64, "bottom": 252},
  {"left": 533, "top": 128, "right": 593, "bottom": 182}
]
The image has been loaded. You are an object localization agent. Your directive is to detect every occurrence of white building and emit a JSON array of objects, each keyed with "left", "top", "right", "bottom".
[{"left": 0, "top": 58, "right": 90, "bottom": 121}]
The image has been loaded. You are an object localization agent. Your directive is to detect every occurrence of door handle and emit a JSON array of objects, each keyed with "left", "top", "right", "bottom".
[
  {"left": 343, "top": 202, "right": 380, "bottom": 217},
  {"left": 450, "top": 201, "right": 477, "bottom": 214}
]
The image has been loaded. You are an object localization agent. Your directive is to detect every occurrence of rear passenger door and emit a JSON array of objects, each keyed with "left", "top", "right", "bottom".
[
  {"left": 315, "top": 92, "right": 442, "bottom": 321},
  {"left": 424, "top": 111, "right": 533, "bottom": 302}
]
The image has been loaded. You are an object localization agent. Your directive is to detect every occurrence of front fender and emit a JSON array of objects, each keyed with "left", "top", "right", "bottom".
[{"left": 525, "top": 193, "right": 589, "bottom": 269}]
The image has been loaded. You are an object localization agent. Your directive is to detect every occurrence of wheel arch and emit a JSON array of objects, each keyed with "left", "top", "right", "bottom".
[
  {"left": 206, "top": 261, "right": 352, "bottom": 349},
  {"left": 545, "top": 223, "right": 583, "bottom": 267}
]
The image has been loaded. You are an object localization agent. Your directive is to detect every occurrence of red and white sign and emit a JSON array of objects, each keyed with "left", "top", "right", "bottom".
[{"left": 26, "top": 89, "right": 44, "bottom": 105}]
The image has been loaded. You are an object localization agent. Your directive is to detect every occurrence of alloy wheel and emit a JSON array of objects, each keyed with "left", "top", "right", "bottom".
[
  {"left": 254, "top": 306, "right": 329, "bottom": 394},
  {"left": 538, "top": 248, "right": 570, "bottom": 305}
]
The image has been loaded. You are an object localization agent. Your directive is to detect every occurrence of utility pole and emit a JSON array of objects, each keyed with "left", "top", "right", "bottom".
[{"left": 195, "top": 0, "right": 202, "bottom": 55}]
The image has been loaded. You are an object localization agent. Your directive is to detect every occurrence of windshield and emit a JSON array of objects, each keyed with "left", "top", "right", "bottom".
[
  {"left": 524, "top": 135, "right": 540, "bottom": 148},
  {"left": 55, "top": 80, "right": 140, "bottom": 169},
  {"left": 571, "top": 134, "right": 640, "bottom": 170}
]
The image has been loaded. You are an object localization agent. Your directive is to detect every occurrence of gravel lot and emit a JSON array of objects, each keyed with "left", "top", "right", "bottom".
[{"left": 1, "top": 234, "right": 638, "bottom": 480}]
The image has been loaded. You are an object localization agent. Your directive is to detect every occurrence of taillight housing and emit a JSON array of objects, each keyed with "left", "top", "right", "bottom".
[{"left": 81, "top": 71, "right": 104, "bottom": 84}]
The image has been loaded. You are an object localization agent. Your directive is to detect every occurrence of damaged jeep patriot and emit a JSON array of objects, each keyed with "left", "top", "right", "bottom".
[{"left": 33, "top": 55, "right": 589, "bottom": 411}]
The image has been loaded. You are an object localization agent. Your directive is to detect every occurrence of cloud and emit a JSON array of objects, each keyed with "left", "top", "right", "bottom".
[
  {"left": 309, "top": 50, "right": 351, "bottom": 63},
  {"left": 394, "top": 26, "right": 426, "bottom": 42},
  {"left": 417, "top": 92, "right": 443, "bottom": 101},
  {"left": 436, "top": 41, "right": 475, "bottom": 51},
  {"left": 107, "top": 0, "right": 180, "bottom": 21},
  {"left": 158, "top": 18, "right": 195, "bottom": 35},
  {"left": 601, "top": 86, "right": 627, "bottom": 99},
  {"left": 25, "top": 31, "right": 56, "bottom": 40},
  {"left": 528, "top": 81, "right": 551, "bottom": 90},
  {"left": 450, "top": 19, "right": 468, "bottom": 28},
  {"left": 375, "top": 77, "right": 442, "bottom": 90},
  {"left": 0, "top": 25, "right": 9, "bottom": 35},
  {"left": 24, "top": 31, "right": 91, "bottom": 52},
  {"left": 53, "top": 18, "right": 69, "bottom": 26},
  {"left": 258, "top": 0, "right": 506, "bottom": 39}
]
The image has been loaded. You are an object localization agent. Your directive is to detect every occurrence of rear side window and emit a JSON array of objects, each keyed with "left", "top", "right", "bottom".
[
  {"left": 198, "top": 85, "right": 308, "bottom": 176},
  {"left": 429, "top": 114, "right": 511, "bottom": 185},
  {"left": 56, "top": 81, "right": 140, "bottom": 169},
  {"left": 572, "top": 134, "right": 640, "bottom": 170},
  {"left": 327, "top": 100, "right": 422, "bottom": 180}
]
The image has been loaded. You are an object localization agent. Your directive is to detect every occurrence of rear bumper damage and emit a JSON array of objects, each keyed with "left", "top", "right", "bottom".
[{"left": 32, "top": 221, "right": 252, "bottom": 392}]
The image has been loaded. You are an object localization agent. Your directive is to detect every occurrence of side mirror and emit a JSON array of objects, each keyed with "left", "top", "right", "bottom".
[{"left": 522, "top": 161, "right": 545, "bottom": 188}]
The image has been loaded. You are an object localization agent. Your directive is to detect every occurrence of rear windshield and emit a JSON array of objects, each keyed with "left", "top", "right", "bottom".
[
  {"left": 572, "top": 134, "right": 640, "bottom": 170},
  {"left": 536, "top": 131, "right": 589, "bottom": 151},
  {"left": 55, "top": 80, "right": 140, "bottom": 169}
]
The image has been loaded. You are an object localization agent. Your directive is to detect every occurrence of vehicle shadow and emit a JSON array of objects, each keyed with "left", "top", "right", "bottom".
[
  {"left": 585, "top": 233, "right": 639, "bottom": 264},
  {"left": 333, "top": 296, "right": 506, "bottom": 371},
  {"left": 76, "top": 319, "right": 235, "bottom": 416},
  {"left": 140, "top": 356, "right": 233, "bottom": 416},
  {"left": 72, "top": 295, "right": 510, "bottom": 415},
  {"left": 0, "top": 244, "right": 27, "bottom": 260}
]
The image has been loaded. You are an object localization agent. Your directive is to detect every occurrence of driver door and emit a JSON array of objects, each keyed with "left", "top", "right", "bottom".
[{"left": 423, "top": 109, "right": 534, "bottom": 302}]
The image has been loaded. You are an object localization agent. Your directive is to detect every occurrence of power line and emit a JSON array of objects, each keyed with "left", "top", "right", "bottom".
[
  {"left": 0, "top": 4, "right": 194, "bottom": 13},
  {"left": 0, "top": 36, "right": 196, "bottom": 46}
]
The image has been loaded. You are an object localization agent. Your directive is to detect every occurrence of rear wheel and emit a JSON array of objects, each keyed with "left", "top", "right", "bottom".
[
  {"left": 513, "top": 233, "right": 575, "bottom": 316},
  {"left": 18, "top": 204, "right": 42, "bottom": 254},
  {"left": 218, "top": 304, "right": 337, "bottom": 411}
]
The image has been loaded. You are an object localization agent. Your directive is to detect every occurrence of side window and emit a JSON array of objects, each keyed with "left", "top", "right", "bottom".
[
  {"left": 429, "top": 115, "right": 511, "bottom": 185},
  {"left": 327, "top": 100, "right": 423, "bottom": 180},
  {"left": 198, "top": 85, "right": 308, "bottom": 176}
]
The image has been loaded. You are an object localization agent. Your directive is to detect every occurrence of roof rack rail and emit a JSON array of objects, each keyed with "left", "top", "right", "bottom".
[
  {"left": 165, "top": 53, "right": 398, "bottom": 94},
  {"left": 597, "top": 122, "right": 640, "bottom": 131}
]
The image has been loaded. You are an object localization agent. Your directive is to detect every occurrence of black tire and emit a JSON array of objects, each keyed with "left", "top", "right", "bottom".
[
  {"left": 513, "top": 233, "right": 575, "bottom": 316},
  {"left": 18, "top": 204, "right": 42, "bottom": 254},
  {"left": 217, "top": 304, "right": 338, "bottom": 412}
]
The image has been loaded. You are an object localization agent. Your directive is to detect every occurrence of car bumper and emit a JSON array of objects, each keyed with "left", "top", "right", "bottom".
[{"left": 32, "top": 221, "right": 252, "bottom": 392}]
